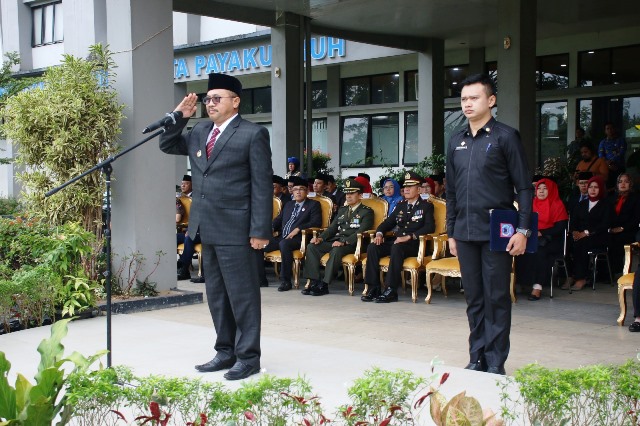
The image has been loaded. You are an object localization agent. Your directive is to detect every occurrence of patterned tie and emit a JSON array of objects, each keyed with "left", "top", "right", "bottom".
[
  {"left": 206, "top": 127, "right": 220, "bottom": 159},
  {"left": 283, "top": 204, "right": 300, "bottom": 236}
]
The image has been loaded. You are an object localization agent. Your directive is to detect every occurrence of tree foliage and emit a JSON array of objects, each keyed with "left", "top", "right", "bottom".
[{"left": 0, "top": 44, "right": 125, "bottom": 237}]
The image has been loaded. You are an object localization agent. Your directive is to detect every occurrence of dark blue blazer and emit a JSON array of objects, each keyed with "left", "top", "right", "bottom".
[{"left": 273, "top": 198, "right": 322, "bottom": 236}]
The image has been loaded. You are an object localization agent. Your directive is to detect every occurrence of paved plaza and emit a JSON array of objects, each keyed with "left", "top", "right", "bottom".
[{"left": 1, "top": 270, "right": 638, "bottom": 422}]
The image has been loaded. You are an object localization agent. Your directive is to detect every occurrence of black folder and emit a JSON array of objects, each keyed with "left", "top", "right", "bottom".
[{"left": 489, "top": 209, "right": 538, "bottom": 253}]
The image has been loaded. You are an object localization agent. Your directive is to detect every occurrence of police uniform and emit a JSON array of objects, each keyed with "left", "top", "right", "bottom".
[
  {"left": 364, "top": 172, "right": 435, "bottom": 302},
  {"left": 303, "top": 179, "right": 373, "bottom": 295}
]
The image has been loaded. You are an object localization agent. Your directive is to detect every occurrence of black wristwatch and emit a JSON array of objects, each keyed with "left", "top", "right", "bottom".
[{"left": 516, "top": 228, "right": 532, "bottom": 238}]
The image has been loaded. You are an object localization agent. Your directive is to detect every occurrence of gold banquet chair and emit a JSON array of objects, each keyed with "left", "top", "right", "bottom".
[
  {"left": 320, "top": 197, "right": 388, "bottom": 295},
  {"left": 617, "top": 242, "right": 639, "bottom": 326},
  {"left": 267, "top": 195, "right": 332, "bottom": 288}
]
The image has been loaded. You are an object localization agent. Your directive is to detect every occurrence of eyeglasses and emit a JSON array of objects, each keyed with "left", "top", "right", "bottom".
[
  {"left": 202, "top": 95, "right": 236, "bottom": 105},
  {"left": 292, "top": 187, "right": 307, "bottom": 192}
]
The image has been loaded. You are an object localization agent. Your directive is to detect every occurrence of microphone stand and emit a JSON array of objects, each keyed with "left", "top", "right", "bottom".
[{"left": 46, "top": 127, "right": 166, "bottom": 368}]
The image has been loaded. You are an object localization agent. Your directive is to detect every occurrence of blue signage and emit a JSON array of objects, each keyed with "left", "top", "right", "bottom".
[{"left": 174, "top": 37, "right": 346, "bottom": 79}]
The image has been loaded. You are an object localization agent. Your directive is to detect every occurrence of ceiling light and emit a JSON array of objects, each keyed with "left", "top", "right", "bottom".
[
  {"left": 560, "top": 64, "right": 567, "bottom": 67},
  {"left": 612, "top": 72, "right": 616, "bottom": 75},
  {"left": 452, "top": 67, "right": 459, "bottom": 71},
  {"left": 588, "top": 51, "right": 594, "bottom": 54}
]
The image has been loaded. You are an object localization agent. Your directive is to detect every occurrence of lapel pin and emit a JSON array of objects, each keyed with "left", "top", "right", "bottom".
[{"left": 196, "top": 150, "right": 202, "bottom": 157}]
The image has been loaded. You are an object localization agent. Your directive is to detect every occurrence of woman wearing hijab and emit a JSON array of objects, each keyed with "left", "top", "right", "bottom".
[
  {"left": 569, "top": 175, "right": 611, "bottom": 291},
  {"left": 420, "top": 177, "right": 436, "bottom": 199},
  {"left": 285, "top": 156, "right": 303, "bottom": 179},
  {"left": 518, "top": 178, "right": 568, "bottom": 300},
  {"left": 380, "top": 178, "right": 403, "bottom": 215},
  {"left": 607, "top": 173, "right": 640, "bottom": 275}
]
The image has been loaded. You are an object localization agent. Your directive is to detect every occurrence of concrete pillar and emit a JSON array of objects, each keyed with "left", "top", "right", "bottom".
[
  {"left": 326, "top": 65, "right": 341, "bottom": 176},
  {"left": 107, "top": 0, "right": 176, "bottom": 292},
  {"left": 0, "top": 0, "right": 33, "bottom": 69},
  {"left": 63, "top": 0, "right": 107, "bottom": 56},
  {"left": 468, "top": 48, "right": 486, "bottom": 75},
  {"left": 417, "top": 38, "right": 445, "bottom": 158},
  {"left": 271, "top": 13, "right": 303, "bottom": 176},
  {"left": 497, "top": 0, "right": 537, "bottom": 170}
]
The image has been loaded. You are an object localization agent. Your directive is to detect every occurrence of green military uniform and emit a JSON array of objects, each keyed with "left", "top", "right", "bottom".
[{"left": 304, "top": 196, "right": 373, "bottom": 287}]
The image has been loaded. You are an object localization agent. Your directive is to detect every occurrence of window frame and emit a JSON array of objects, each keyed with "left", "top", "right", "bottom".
[{"left": 32, "top": 1, "right": 63, "bottom": 47}]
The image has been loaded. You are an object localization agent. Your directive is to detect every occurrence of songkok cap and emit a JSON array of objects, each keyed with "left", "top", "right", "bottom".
[
  {"left": 357, "top": 172, "right": 371, "bottom": 182},
  {"left": 577, "top": 171, "right": 593, "bottom": 180},
  {"left": 182, "top": 175, "right": 191, "bottom": 182},
  {"left": 343, "top": 178, "right": 364, "bottom": 193},
  {"left": 429, "top": 174, "right": 444, "bottom": 184},
  {"left": 207, "top": 73, "right": 242, "bottom": 96},
  {"left": 272, "top": 175, "right": 286, "bottom": 186},
  {"left": 314, "top": 173, "right": 329, "bottom": 183},
  {"left": 402, "top": 171, "right": 424, "bottom": 187},
  {"left": 532, "top": 174, "right": 544, "bottom": 183},
  {"left": 288, "top": 176, "right": 307, "bottom": 188},
  {"left": 287, "top": 156, "right": 300, "bottom": 166},
  {"left": 326, "top": 174, "right": 336, "bottom": 184}
]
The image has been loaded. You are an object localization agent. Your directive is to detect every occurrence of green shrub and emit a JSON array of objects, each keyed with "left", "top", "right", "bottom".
[
  {"left": 0, "top": 196, "right": 21, "bottom": 217},
  {"left": 11, "top": 264, "right": 60, "bottom": 327},
  {"left": 0, "top": 278, "right": 19, "bottom": 333},
  {"left": 502, "top": 361, "right": 640, "bottom": 426}
]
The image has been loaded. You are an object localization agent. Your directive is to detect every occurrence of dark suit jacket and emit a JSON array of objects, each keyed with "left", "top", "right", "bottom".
[
  {"left": 608, "top": 192, "right": 640, "bottom": 231},
  {"left": 273, "top": 198, "right": 322, "bottom": 235},
  {"left": 570, "top": 198, "right": 610, "bottom": 237},
  {"left": 159, "top": 115, "right": 273, "bottom": 245}
]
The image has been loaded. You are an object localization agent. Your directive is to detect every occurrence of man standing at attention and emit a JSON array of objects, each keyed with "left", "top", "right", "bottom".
[
  {"left": 160, "top": 73, "right": 272, "bottom": 381},
  {"left": 446, "top": 74, "right": 532, "bottom": 375}
]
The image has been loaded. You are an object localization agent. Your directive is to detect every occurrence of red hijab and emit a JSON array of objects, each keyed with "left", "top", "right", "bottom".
[
  {"left": 586, "top": 175, "right": 606, "bottom": 202},
  {"left": 423, "top": 177, "right": 436, "bottom": 195},
  {"left": 533, "top": 178, "right": 568, "bottom": 230}
]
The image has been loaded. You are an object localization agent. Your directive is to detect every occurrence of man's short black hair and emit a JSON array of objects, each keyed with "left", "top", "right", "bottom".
[
  {"left": 459, "top": 73, "right": 497, "bottom": 97},
  {"left": 326, "top": 174, "right": 336, "bottom": 184},
  {"left": 579, "top": 140, "right": 595, "bottom": 153}
]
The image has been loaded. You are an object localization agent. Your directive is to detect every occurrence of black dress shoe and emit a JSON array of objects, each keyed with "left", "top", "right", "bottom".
[
  {"left": 374, "top": 287, "right": 398, "bottom": 303},
  {"left": 301, "top": 280, "right": 320, "bottom": 295},
  {"left": 177, "top": 271, "right": 191, "bottom": 281},
  {"left": 278, "top": 282, "right": 292, "bottom": 292},
  {"left": 527, "top": 294, "right": 540, "bottom": 301},
  {"left": 195, "top": 356, "right": 236, "bottom": 372},
  {"left": 464, "top": 360, "right": 487, "bottom": 372},
  {"left": 361, "top": 287, "right": 380, "bottom": 302},
  {"left": 190, "top": 276, "right": 205, "bottom": 283},
  {"left": 629, "top": 321, "right": 640, "bottom": 332},
  {"left": 310, "top": 282, "right": 329, "bottom": 296},
  {"left": 487, "top": 366, "right": 506, "bottom": 375},
  {"left": 223, "top": 361, "right": 260, "bottom": 380}
]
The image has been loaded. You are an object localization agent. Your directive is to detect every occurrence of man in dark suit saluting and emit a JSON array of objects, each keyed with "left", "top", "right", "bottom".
[
  {"left": 258, "top": 176, "right": 322, "bottom": 291},
  {"left": 160, "top": 73, "right": 272, "bottom": 381}
]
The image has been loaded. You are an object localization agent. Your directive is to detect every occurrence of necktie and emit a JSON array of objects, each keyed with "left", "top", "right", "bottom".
[
  {"left": 206, "top": 127, "right": 220, "bottom": 159},
  {"left": 283, "top": 204, "right": 300, "bottom": 236}
]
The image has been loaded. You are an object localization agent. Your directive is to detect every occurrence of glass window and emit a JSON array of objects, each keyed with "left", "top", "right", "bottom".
[
  {"left": 537, "top": 54, "right": 569, "bottom": 90},
  {"left": 32, "top": 2, "right": 63, "bottom": 47},
  {"left": 538, "top": 101, "right": 568, "bottom": 164},
  {"left": 340, "top": 113, "right": 399, "bottom": 166},
  {"left": 310, "top": 80, "right": 327, "bottom": 109},
  {"left": 405, "top": 70, "right": 418, "bottom": 102},
  {"left": 624, "top": 97, "right": 640, "bottom": 173},
  {"left": 342, "top": 77, "right": 370, "bottom": 106},
  {"left": 445, "top": 65, "right": 469, "bottom": 98},
  {"left": 342, "top": 73, "right": 399, "bottom": 106},
  {"left": 487, "top": 62, "right": 498, "bottom": 88},
  {"left": 444, "top": 108, "right": 468, "bottom": 153},
  {"left": 341, "top": 116, "right": 369, "bottom": 166},
  {"left": 371, "top": 115, "right": 399, "bottom": 166},
  {"left": 312, "top": 119, "right": 328, "bottom": 152},
  {"left": 579, "top": 49, "right": 610, "bottom": 87},
  {"left": 253, "top": 87, "right": 271, "bottom": 113},
  {"left": 612, "top": 45, "right": 640, "bottom": 85},
  {"left": 371, "top": 74, "right": 399, "bottom": 104},
  {"left": 404, "top": 112, "right": 419, "bottom": 164},
  {"left": 578, "top": 99, "right": 593, "bottom": 138},
  {"left": 239, "top": 91, "right": 253, "bottom": 115}
]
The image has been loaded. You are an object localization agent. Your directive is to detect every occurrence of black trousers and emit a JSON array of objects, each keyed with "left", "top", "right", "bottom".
[
  {"left": 365, "top": 239, "right": 419, "bottom": 290},
  {"left": 202, "top": 243, "right": 262, "bottom": 367},
  {"left": 608, "top": 231, "right": 636, "bottom": 274},
  {"left": 456, "top": 240, "right": 513, "bottom": 368},
  {"left": 572, "top": 235, "right": 605, "bottom": 280},
  {"left": 633, "top": 265, "right": 640, "bottom": 318},
  {"left": 257, "top": 235, "right": 301, "bottom": 284},
  {"left": 177, "top": 231, "right": 202, "bottom": 273},
  {"left": 515, "top": 238, "right": 562, "bottom": 287}
]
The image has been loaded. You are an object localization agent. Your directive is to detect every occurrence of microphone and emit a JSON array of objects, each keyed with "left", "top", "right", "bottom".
[{"left": 142, "top": 111, "right": 183, "bottom": 134}]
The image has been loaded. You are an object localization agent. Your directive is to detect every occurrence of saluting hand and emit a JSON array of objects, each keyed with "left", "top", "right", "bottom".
[{"left": 175, "top": 93, "right": 199, "bottom": 119}]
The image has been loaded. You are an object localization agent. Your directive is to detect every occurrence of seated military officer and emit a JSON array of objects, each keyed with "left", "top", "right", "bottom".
[
  {"left": 257, "top": 176, "right": 322, "bottom": 291},
  {"left": 302, "top": 178, "right": 374, "bottom": 296},
  {"left": 362, "top": 171, "right": 436, "bottom": 303}
]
